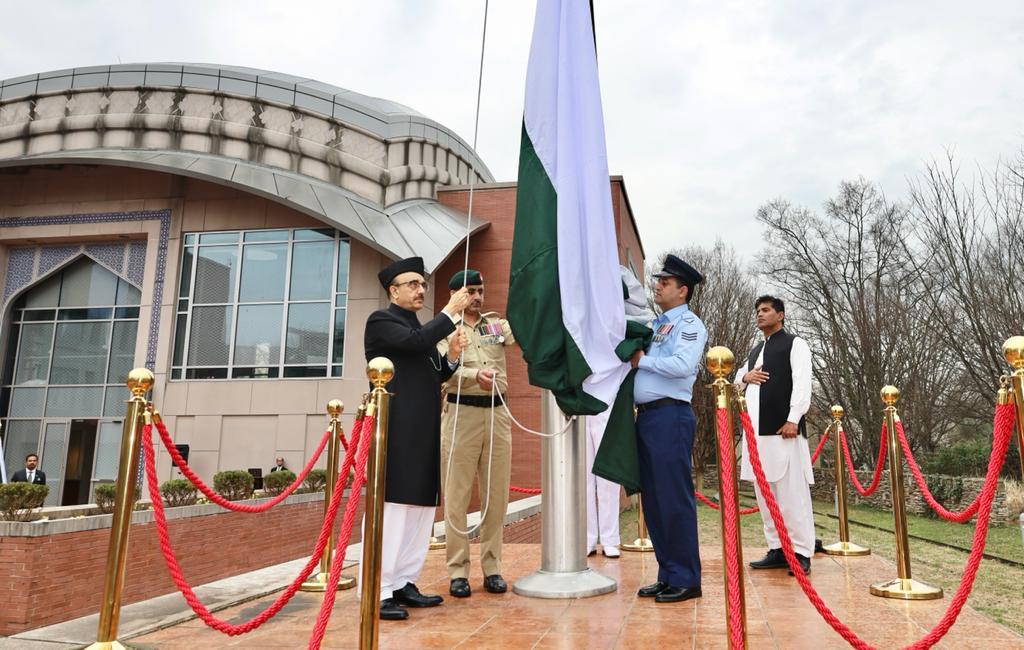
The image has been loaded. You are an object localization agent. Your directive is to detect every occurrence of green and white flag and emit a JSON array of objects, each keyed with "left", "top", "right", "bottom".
[{"left": 508, "top": 0, "right": 630, "bottom": 417}]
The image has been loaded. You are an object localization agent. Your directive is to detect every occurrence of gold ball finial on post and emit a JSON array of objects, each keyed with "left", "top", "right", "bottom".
[
  {"left": 880, "top": 385, "right": 900, "bottom": 406},
  {"left": 366, "top": 357, "right": 395, "bottom": 388},
  {"left": 1002, "top": 336, "right": 1024, "bottom": 370},
  {"left": 326, "top": 399, "right": 344, "bottom": 417},
  {"left": 705, "top": 346, "right": 735, "bottom": 380},
  {"left": 830, "top": 405, "right": 845, "bottom": 421},
  {"left": 126, "top": 368, "right": 155, "bottom": 399}
]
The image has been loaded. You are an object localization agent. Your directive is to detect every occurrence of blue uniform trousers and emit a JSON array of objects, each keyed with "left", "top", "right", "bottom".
[{"left": 637, "top": 402, "right": 701, "bottom": 588}]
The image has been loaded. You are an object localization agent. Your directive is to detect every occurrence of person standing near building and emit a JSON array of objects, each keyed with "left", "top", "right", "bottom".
[
  {"left": 11, "top": 454, "right": 46, "bottom": 485},
  {"left": 736, "top": 295, "right": 815, "bottom": 576},
  {"left": 438, "top": 269, "right": 515, "bottom": 598},
  {"left": 632, "top": 255, "right": 707, "bottom": 603},
  {"left": 363, "top": 257, "right": 471, "bottom": 621}
]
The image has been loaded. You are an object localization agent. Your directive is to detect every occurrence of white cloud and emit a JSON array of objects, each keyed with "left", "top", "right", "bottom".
[{"left": 2, "top": 0, "right": 1023, "bottom": 262}]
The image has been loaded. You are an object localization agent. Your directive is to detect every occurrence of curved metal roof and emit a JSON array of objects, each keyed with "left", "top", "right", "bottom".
[
  {"left": 0, "top": 63, "right": 493, "bottom": 181},
  {"left": 0, "top": 148, "right": 489, "bottom": 274}
]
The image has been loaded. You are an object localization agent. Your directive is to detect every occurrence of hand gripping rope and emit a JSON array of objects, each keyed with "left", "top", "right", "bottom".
[
  {"left": 840, "top": 422, "right": 888, "bottom": 497},
  {"left": 693, "top": 424, "right": 831, "bottom": 515},
  {"left": 142, "top": 413, "right": 369, "bottom": 637},
  {"left": 154, "top": 418, "right": 338, "bottom": 513},
  {"left": 736, "top": 402, "right": 1015, "bottom": 649}
]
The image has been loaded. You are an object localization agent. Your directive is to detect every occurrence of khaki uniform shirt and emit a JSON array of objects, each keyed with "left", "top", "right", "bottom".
[{"left": 438, "top": 312, "right": 516, "bottom": 396}]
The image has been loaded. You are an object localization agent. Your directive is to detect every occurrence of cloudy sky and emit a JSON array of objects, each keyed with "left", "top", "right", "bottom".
[{"left": 2, "top": 1, "right": 1023, "bottom": 262}]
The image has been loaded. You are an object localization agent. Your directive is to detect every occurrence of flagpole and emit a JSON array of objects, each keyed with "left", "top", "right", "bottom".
[{"left": 512, "top": 391, "right": 616, "bottom": 598}]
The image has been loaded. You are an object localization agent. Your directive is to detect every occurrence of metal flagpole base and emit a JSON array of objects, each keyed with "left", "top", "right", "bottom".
[
  {"left": 621, "top": 537, "right": 654, "bottom": 552},
  {"left": 870, "top": 578, "right": 943, "bottom": 600},
  {"left": 429, "top": 535, "right": 446, "bottom": 550},
  {"left": 823, "top": 541, "right": 870, "bottom": 557},
  {"left": 301, "top": 572, "right": 356, "bottom": 591},
  {"left": 513, "top": 568, "right": 617, "bottom": 599}
]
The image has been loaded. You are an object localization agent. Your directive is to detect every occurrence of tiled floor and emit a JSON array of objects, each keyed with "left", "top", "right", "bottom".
[{"left": 132, "top": 544, "right": 1024, "bottom": 649}]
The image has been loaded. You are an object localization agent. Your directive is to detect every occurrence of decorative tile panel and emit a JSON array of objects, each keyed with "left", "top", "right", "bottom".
[
  {"left": 37, "top": 245, "right": 79, "bottom": 277},
  {"left": 127, "top": 241, "right": 147, "bottom": 287},
  {"left": 84, "top": 244, "right": 126, "bottom": 275},
  {"left": 2, "top": 248, "right": 35, "bottom": 304}
]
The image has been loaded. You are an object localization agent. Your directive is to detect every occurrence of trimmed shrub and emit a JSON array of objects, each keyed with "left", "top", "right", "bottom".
[
  {"left": 94, "top": 482, "right": 118, "bottom": 514},
  {"left": 160, "top": 478, "right": 199, "bottom": 507},
  {"left": 263, "top": 470, "right": 296, "bottom": 497},
  {"left": 922, "top": 475, "right": 964, "bottom": 519},
  {"left": 213, "top": 470, "right": 254, "bottom": 501},
  {"left": 301, "top": 469, "right": 327, "bottom": 494},
  {"left": 0, "top": 483, "right": 48, "bottom": 521},
  {"left": 921, "top": 439, "right": 992, "bottom": 478}
]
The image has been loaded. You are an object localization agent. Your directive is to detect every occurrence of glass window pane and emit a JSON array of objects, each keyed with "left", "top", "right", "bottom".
[
  {"left": 9, "top": 387, "right": 45, "bottom": 416},
  {"left": 193, "top": 246, "right": 239, "bottom": 304},
  {"left": 289, "top": 242, "right": 333, "bottom": 300},
  {"left": 41, "top": 422, "right": 69, "bottom": 506},
  {"left": 51, "top": 322, "right": 111, "bottom": 384},
  {"left": 45, "top": 387, "right": 104, "bottom": 416},
  {"left": 239, "top": 243, "right": 287, "bottom": 302},
  {"left": 15, "top": 323, "right": 53, "bottom": 385},
  {"left": 22, "top": 309, "right": 56, "bottom": 322},
  {"left": 93, "top": 421, "right": 122, "bottom": 481},
  {"left": 107, "top": 321, "right": 138, "bottom": 383},
  {"left": 332, "top": 309, "right": 346, "bottom": 364},
  {"left": 283, "top": 366, "right": 326, "bottom": 378},
  {"left": 331, "top": 366, "right": 343, "bottom": 377},
  {"left": 179, "top": 246, "right": 194, "bottom": 298},
  {"left": 233, "top": 304, "right": 283, "bottom": 365},
  {"left": 59, "top": 258, "right": 118, "bottom": 307},
  {"left": 116, "top": 279, "right": 142, "bottom": 305},
  {"left": 232, "top": 367, "right": 280, "bottom": 379},
  {"left": 104, "top": 386, "right": 126, "bottom": 416},
  {"left": 114, "top": 307, "right": 140, "bottom": 319},
  {"left": 25, "top": 274, "right": 60, "bottom": 308},
  {"left": 336, "top": 239, "right": 350, "bottom": 291},
  {"left": 292, "top": 228, "right": 334, "bottom": 241},
  {"left": 3, "top": 420, "right": 40, "bottom": 470},
  {"left": 199, "top": 232, "right": 239, "bottom": 244},
  {"left": 58, "top": 307, "right": 113, "bottom": 320},
  {"left": 188, "top": 306, "right": 233, "bottom": 366},
  {"left": 172, "top": 313, "right": 187, "bottom": 367},
  {"left": 285, "top": 302, "right": 329, "bottom": 364},
  {"left": 244, "top": 230, "right": 288, "bottom": 242},
  {"left": 185, "top": 367, "right": 228, "bottom": 379},
  {"left": 334, "top": 294, "right": 347, "bottom": 308}
]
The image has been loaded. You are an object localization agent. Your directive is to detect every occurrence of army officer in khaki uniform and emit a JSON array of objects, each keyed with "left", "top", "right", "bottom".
[{"left": 438, "top": 269, "right": 516, "bottom": 598}]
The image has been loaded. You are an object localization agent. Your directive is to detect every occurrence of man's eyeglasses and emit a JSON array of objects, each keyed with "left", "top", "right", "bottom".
[{"left": 392, "top": 279, "right": 429, "bottom": 292}]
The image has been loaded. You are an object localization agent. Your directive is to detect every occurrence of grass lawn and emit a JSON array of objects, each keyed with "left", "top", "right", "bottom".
[{"left": 618, "top": 493, "right": 1024, "bottom": 636}]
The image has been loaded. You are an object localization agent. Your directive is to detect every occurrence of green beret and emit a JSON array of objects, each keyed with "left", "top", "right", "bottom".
[{"left": 449, "top": 269, "right": 483, "bottom": 289}]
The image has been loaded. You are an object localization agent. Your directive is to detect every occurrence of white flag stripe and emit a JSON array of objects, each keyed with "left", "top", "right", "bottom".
[{"left": 523, "top": 0, "right": 628, "bottom": 408}]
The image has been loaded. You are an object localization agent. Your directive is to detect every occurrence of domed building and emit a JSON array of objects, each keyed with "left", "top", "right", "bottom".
[{"left": 0, "top": 63, "right": 644, "bottom": 507}]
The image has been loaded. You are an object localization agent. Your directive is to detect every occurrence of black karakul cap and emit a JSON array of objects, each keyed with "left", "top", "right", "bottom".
[
  {"left": 378, "top": 256, "right": 425, "bottom": 288},
  {"left": 652, "top": 254, "right": 703, "bottom": 285}
]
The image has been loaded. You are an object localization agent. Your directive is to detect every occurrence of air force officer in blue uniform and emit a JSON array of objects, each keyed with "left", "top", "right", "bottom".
[{"left": 630, "top": 255, "right": 707, "bottom": 603}]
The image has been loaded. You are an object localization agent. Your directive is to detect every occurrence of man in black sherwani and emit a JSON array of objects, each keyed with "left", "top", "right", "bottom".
[{"left": 363, "top": 256, "right": 471, "bottom": 621}]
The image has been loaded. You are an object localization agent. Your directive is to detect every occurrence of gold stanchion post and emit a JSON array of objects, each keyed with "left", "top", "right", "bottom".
[
  {"left": 87, "top": 368, "right": 153, "bottom": 650},
  {"left": 302, "top": 400, "right": 356, "bottom": 591},
  {"left": 707, "top": 346, "right": 748, "bottom": 649},
  {"left": 823, "top": 405, "right": 870, "bottom": 557},
  {"left": 360, "top": 357, "right": 394, "bottom": 650},
  {"left": 1001, "top": 336, "right": 1024, "bottom": 476},
  {"left": 869, "top": 385, "right": 942, "bottom": 600},
  {"left": 621, "top": 494, "right": 654, "bottom": 552}
]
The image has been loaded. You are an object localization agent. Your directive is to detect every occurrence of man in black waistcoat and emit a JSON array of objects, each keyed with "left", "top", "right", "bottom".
[
  {"left": 363, "top": 256, "right": 471, "bottom": 620},
  {"left": 735, "top": 295, "right": 815, "bottom": 575}
]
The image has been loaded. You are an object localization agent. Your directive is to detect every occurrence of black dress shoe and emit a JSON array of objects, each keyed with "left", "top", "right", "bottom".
[
  {"left": 379, "top": 598, "right": 408, "bottom": 620},
  {"left": 393, "top": 582, "right": 443, "bottom": 607},
  {"left": 637, "top": 581, "right": 669, "bottom": 597},
  {"left": 655, "top": 586, "right": 702, "bottom": 603},
  {"left": 814, "top": 538, "right": 825, "bottom": 554},
  {"left": 749, "top": 548, "right": 787, "bottom": 570},
  {"left": 449, "top": 578, "right": 471, "bottom": 598},
  {"left": 787, "top": 553, "right": 811, "bottom": 576},
  {"left": 483, "top": 574, "right": 507, "bottom": 594}
]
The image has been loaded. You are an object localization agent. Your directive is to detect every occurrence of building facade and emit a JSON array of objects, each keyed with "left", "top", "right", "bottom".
[{"left": 0, "top": 63, "right": 644, "bottom": 508}]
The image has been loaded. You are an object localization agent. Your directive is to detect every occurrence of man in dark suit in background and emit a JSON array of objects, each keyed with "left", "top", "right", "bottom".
[{"left": 11, "top": 453, "right": 46, "bottom": 485}]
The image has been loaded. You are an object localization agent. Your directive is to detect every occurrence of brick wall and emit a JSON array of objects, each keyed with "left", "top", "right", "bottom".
[{"left": 0, "top": 495, "right": 363, "bottom": 636}]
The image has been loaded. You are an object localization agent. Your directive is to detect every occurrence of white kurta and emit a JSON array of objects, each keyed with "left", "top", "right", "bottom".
[
  {"left": 735, "top": 333, "right": 816, "bottom": 557},
  {"left": 585, "top": 408, "right": 621, "bottom": 548}
]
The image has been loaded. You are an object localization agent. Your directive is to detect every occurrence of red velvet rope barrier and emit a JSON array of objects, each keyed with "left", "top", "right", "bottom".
[
  {"left": 894, "top": 419, "right": 989, "bottom": 523},
  {"left": 810, "top": 428, "right": 829, "bottom": 463},
  {"left": 715, "top": 408, "right": 745, "bottom": 649},
  {"left": 308, "top": 414, "right": 376, "bottom": 649},
  {"left": 840, "top": 424, "right": 887, "bottom": 497},
  {"left": 142, "top": 414, "right": 368, "bottom": 636},
  {"left": 509, "top": 485, "right": 541, "bottom": 495},
  {"left": 737, "top": 404, "right": 1015, "bottom": 649},
  {"left": 156, "top": 419, "right": 336, "bottom": 513}
]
